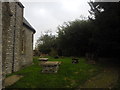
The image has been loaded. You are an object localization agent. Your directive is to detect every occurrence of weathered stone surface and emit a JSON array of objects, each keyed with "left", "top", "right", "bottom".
[
  {"left": 0, "top": 1, "right": 2, "bottom": 89},
  {"left": 1, "top": 1, "right": 35, "bottom": 88},
  {"left": 4, "top": 75, "right": 23, "bottom": 87},
  {"left": 41, "top": 61, "right": 61, "bottom": 73},
  {"left": 2, "top": 2, "right": 15, "bottom": 74},
  {"left": 39, "top": 58, "right": 48, "bottom": 65},
  {"left": 39, "top": 58, "right": 48, "bottom": 61},
  {"left": 2, "top": 2, "right": 35, "bottom": 74},
  {"left": 41, "top": 61, "right": 61, "bottom": 66},
  {"left": 21, "top": 25, "right": 34, "bottom": 67}
]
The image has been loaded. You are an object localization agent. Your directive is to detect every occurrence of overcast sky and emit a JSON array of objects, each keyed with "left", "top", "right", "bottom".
[{"left": 20, "top": 0, "right": 90, "bottom": 48}]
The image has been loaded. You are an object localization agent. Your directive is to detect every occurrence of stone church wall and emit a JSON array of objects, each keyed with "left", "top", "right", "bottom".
[
  {"left": 0, "top": 1, "right": 2, "bottom": 89},
  {"left": 2, "top": 1, "right": 34, "bottom": 75},
  {"left": 1, "top": 1, "right": 34, "bottom": 88},
  {"left": 2, "top": 2, "right": 24, "bottom": 74},
  {"left": 21, "top": 26, "right": 34, "bottom": 67},
  {"left": 12, "top": 2, "right": 23, "bottom": 72},
  {"left": 2, "top": 2, "right": 14, "bottom": 75}
]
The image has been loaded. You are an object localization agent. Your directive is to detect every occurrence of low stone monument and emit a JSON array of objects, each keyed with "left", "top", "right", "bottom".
[
  {"left": 54, "top": 56, "right": 59, "bottom": 59},
  {"left": 38, "top": 58, "right": 48, "bottom": 62},
  {"left": 40, "top": 61, "right": 61, "bottom": 73},
  {"left": 4, "top": 75, "right": 23, "bottom": 87},
  {"left": 72, "top": 58, "right": 79, "bottom": 64}
]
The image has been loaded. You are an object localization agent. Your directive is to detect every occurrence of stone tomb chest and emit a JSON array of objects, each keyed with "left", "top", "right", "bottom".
[
  {"left": 72, "top": 58, "right": 79, "bottom": 64},
  {"left": 38, "top": 58, "right": 48, "bottom": 62},
  {"left": 41, "top": 61, "right": 61, "bottom": 73}
]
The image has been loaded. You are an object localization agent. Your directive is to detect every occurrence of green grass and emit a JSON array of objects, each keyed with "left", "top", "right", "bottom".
[
  {"left": 114, "top": 72, "right": 120, "bottom": 89},
  {"left": 7, "top": 56, "right": 103, "bottom": 88}
]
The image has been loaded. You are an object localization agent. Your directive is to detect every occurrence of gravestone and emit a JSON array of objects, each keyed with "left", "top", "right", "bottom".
[
  {"left": 38, "top": 58, "right": 48, "bottom": 64},
  {"left": 54, "top": 56, "right": 59, "bottom": 59},
  {"left": 40, "top": 61, "right": 61, "bottom": 73},
  {"left": 38, "top": 58, "right": 48, "bottom": 62},
  {"left": 4, "top": 75, "right": 23, "bottom": 87},
  {"left": 72, "top": 58, "right": 79, "bottom": 64},
  {"left": 39, "top": 58, "right": 48, "bottom": 65}
]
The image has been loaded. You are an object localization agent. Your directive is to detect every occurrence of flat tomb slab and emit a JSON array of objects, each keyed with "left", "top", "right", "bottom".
[
  {"left": 41, "top": 61, "right": 61, "bottom": 73},
  {"left": 38, "top": 58, "right": 48, "bottom": 61},
  {"left": 4, "top": 75, "right": 23, "bottom": 87},
  {"left": 41, "top": 61, "right": 61, "bottom": 66}
]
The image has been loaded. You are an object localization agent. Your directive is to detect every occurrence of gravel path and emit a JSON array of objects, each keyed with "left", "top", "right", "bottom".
[{"left": 79, "top": 68, "right": 119, "bottom": 88}]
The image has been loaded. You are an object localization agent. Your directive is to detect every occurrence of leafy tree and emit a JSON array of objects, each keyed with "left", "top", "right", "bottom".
[
  {"left": 35, "top": 31, "right": 57, "bottom": 55},
  {"left": 57, "top": 20, "right": 94, "bottom": 57},
  {"left": 88, "top": 1, "right": 120, "bottom": 58}
]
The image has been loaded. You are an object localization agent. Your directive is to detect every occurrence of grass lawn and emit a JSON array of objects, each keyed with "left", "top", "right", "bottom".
[{"left": 7, "top": 56, "right": 103, "bottom": 88}]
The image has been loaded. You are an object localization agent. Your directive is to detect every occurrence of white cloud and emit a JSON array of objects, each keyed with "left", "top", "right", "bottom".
[
  {"left": 21, "top": 0, "right": 90, "bottom": 48},
  {"left": 61, "top": 0, "right": 87, "bottom": 12}
]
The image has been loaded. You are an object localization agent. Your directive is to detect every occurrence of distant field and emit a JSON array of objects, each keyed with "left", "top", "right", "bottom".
[{"left": 7, "top": 56, "right": 103, "bottom": 88}]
